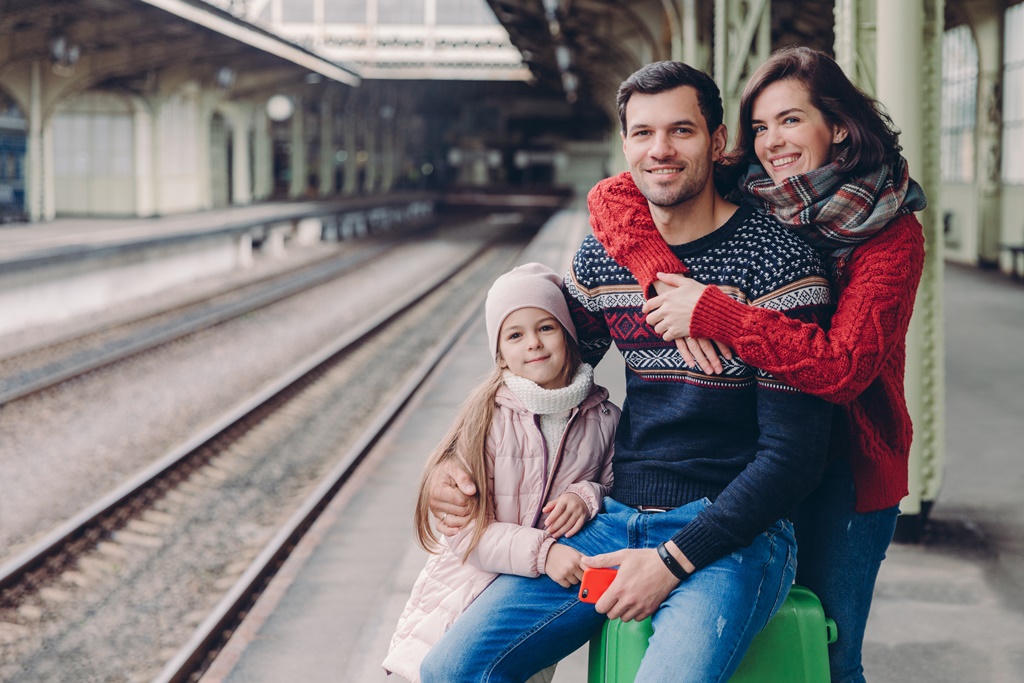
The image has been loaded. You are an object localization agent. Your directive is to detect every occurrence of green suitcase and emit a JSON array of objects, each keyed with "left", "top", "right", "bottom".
[{"left": 587, "top": 585, "right": 838, "bottom": 683}]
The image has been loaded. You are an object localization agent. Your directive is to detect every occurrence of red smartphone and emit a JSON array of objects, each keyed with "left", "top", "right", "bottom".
[{"left": 578, "top": 567, "right": 617, "bottom": 603}]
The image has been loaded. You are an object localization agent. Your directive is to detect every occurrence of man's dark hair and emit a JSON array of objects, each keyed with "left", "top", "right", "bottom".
[{"left": 616, "top": 61, "right": 724, "bottom": 135}]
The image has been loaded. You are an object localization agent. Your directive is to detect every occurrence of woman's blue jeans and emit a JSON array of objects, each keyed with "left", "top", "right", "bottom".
[
  {"left": 794, "top": 456, "right": 899, "bottom": 683},
  {"left": 420, "top": 498, "right": 797, "bottom": 683}
]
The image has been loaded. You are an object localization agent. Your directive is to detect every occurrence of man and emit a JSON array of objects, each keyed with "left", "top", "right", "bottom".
[{"left": 422, "top": 61, "right": 833, "bottom": 682}]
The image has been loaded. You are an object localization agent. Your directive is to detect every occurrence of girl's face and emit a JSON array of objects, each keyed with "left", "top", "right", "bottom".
[
  {"left": 750, "top": 79, "right": 847, "bottom": 184},
  {"left": 497, "top": 307, "right": 568, "bottom": 390}
]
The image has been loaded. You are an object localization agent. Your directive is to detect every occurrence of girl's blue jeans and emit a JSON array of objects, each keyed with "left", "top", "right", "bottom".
[
  {"left": 793, "top": 456, "right": 899, "bottom": 683},
  {"left": 420, "top": 497, "right": 798, "bottom": 683}
]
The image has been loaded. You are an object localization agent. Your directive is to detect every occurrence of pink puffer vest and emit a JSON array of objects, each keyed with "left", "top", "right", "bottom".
[{"left": 382, "top": 383, "right": 618, "bottom": 681}]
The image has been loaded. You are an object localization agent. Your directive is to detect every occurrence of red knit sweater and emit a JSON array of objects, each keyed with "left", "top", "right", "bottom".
[{"left": 588, "top": 172, "right": 926, "bottom": 513}]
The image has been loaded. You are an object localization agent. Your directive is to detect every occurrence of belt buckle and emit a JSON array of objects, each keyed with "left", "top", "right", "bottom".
[{"left": 636, "top": 505, "right": 673, "bottom": 513}]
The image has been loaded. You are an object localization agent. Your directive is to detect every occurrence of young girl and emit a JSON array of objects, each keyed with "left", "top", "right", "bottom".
[{"left": 382, "top": 262, "right": 619, "bottom": 683}]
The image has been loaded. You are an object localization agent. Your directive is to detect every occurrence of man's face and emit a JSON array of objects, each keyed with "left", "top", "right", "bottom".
[{"left": 621, "top": 85, "right": 726, "bottom": 208}]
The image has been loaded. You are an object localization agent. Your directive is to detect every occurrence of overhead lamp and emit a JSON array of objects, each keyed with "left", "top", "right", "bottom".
[
  {"left": 216, "top": 67, "right": 236, "bottom": 90},
  {"left": 49, "top": 34, "right": 80, "bottom": 76},
  {"left": 266, "top": 94, "right": 295, "bottom": 121},
  {"left": 555, "top": 45, "right": 571, "bottom": 72},
  {"left": 561, "top": 71, "right": 578, "bottom": 94},
  {"left": 542, "top": 0, "right": 561, "bottom": 35}
]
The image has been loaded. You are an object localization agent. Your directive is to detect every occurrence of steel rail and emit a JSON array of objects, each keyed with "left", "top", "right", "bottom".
[
  {"left": 0, "top": 239, "right": 399, "bottom": 405},
  {"left": 0, "top": 236, "right": 497, "bottom": 596},
  {"left": 151, "top": 253, "right": 494, "bottom": 683}
]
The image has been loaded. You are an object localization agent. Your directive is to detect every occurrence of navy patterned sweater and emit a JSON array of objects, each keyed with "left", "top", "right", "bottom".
[{"left": 565, "top": 203, "right": 835, "bottom": 570}]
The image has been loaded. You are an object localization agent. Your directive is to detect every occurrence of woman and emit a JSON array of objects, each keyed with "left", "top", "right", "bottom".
[{"left": 587, "top": 46, "right": 927, "bottom": 683}]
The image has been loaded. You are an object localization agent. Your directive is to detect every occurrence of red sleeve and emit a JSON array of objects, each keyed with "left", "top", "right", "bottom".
[
  {"left": 690, "top": 214, "right": 925, "bottom": 404},
  {"left": 587, "top": 172, "right": 687, "bottom": 296}
]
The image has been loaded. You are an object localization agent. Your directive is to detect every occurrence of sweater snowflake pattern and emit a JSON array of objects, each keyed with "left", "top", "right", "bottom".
[{"left": 565, "top": 203, "right": 835, "bottom": 570}]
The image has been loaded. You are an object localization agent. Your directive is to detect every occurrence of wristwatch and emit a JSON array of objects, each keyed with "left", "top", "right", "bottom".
[{"left": 656, "top": 542, "right": 690, "bottom": 581}]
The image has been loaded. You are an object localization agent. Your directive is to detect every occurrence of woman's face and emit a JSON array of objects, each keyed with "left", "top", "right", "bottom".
[{"left": 750, "top": 79, "right": 846, "bottom": 184}]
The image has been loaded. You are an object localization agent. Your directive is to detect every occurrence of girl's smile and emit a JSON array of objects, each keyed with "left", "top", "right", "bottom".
[{"left": 497, "top": 307, "right": 569, "bottom": 389}]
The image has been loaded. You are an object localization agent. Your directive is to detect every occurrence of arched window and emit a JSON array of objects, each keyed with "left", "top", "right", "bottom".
[
  {"left": 940, "top": 24, "right": 978, "bottom": 183},
  {"left": 1003, "top": 3, "right": 1024, "bottom": 184}
]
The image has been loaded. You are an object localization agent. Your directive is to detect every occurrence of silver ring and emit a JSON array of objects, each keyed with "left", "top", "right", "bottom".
[{"left": 441, "top": 512, "right": 448, "bottom": 523}]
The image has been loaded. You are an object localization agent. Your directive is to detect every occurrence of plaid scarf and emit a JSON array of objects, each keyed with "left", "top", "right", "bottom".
[{"left": 740, "top": 155, "right": 927, "bottom": 269}]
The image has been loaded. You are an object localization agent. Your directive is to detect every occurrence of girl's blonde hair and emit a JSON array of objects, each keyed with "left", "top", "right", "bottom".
[{"left": 414, "top": 324, "right": 583, "bottom": 559}]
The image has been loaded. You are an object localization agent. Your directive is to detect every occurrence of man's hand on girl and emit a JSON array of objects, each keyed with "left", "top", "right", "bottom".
[
  {"left": 544, "top": 544, "right": 584, "bottom": 588},
  {"left": 542, "top": 492, "right": 588, "bottom": 538},
  {"left": 429, "top": 460, "right": 475, "bottom": 536},
  {"left": 580, "top": 545, "right": 694, "bottom": 622},
  {"left": 643, "top": 273, "right": 733, "bottom": 375}
]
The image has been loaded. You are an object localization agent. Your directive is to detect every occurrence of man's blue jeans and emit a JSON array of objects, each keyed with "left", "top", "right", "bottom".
[
  {"left": 794, "top": 456, "right": 899, "bottom": 683},
  {"left": 420, "top": 498, "right": 797, "bottom": 683}
]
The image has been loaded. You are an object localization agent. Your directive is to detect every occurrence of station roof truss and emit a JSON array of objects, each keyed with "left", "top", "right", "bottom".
[
  {"left": 0, "top": 0, "right": 360, "bottom": 99},
  {"left": 483, "top": 0, "right": 841, "bottom": 109},
  {"left": 202, "top": 0, "right": 532, "bottom": 82}
]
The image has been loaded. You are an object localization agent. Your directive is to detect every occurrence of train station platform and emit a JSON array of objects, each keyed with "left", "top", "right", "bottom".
[
  {"left": 0, "top": 195, "right": 443, "bottom": 340},
  {"left": 194, "top": 209, "right": 1024, "bottom": 683}
]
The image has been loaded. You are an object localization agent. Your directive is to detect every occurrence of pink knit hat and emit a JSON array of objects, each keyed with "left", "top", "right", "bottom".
[{"left": 485, "top": 262, "right": 577, "bottom": 356}]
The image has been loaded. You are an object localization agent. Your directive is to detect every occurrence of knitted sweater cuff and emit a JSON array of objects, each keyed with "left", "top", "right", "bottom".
[
  {"left": 690, "top": 286, "right": 751, "bottom": 344},
  {"left": 624, "top": 243, "right": 685, "bottom": 298},
  {"left": 670, "top": 519, "right": 731, "bottom": 571}
]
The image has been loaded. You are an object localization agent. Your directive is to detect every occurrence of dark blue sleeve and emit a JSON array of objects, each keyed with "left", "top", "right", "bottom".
[
  {"left": 669, "top": 382, "right": 833, "bottom": 569},
  {"left": 563, "top": 244, "right": 613, "bottom": 367},
  {"left": 669, "top": 233, "right": 836, "bottom": 570}
]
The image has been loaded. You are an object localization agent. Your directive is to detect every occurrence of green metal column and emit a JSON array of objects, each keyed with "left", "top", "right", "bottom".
[
  {"left": 380, "top": 90, "right": 397, "bottom": 193},
  {"left": 974, "top": 10, "right": 1005, "bottom": 266},
  {"left": 681, "top": 0, "right": 700, "bottom": 67},
  {"left": 289, "top": 94, "right": 306, "bottom": 199},
  {"left": 872, "top": 0, "right": 946, "bottom": 523},
  {"left": 342, "top": 96, "right": 358, "bottom": 196},
  {"left": 26, "top": 60, "right": 44, "bottom": 222},
  {"left": 253, "top": 106, "right": 273, "bottom": 201},
  {"left": 227, "top": 104, "right": 254, "bottom": 205},
  {"left": 364, "top": 88, "right": 379, "bottom": 194},
  {"left": 833, "top": 0, "right": 876, "bottom": 94},
  {"left": 714, "top": 0, "right": 770, "bottom": 140},
  {"left": 319, "top": 92, "right": 335, "bottom": 196}
]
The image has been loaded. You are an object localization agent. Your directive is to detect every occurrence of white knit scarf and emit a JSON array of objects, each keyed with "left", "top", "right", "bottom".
[{"left": 503, "top": 364, "right": 594, "bottom": 469}]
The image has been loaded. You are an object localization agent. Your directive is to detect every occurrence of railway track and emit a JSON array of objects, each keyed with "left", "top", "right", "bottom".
[
  {"left": 0, "top": 217, "right": 538, "bottom": 681},
  {"left": 0, "top": 221, "right": 453, "bottom": 406}
]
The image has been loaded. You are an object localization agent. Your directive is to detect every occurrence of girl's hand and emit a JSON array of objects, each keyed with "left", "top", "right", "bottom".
[
  {"left": 543, "top": 492, "right": 588, "bottom": 539},
  {"left": 643, "top": 273, "right": 733, "bottom": 375},
  {"left": 544, "top": 544, "right": 584, "bottom": 588}
]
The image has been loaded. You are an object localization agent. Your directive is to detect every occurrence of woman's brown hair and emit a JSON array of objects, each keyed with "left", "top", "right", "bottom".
[
  {"left": 413, "top": 324, "right": 583, "bottom": 559},
  {"left": 719, "top": 46, "right": 903, "bottom": 193}
]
